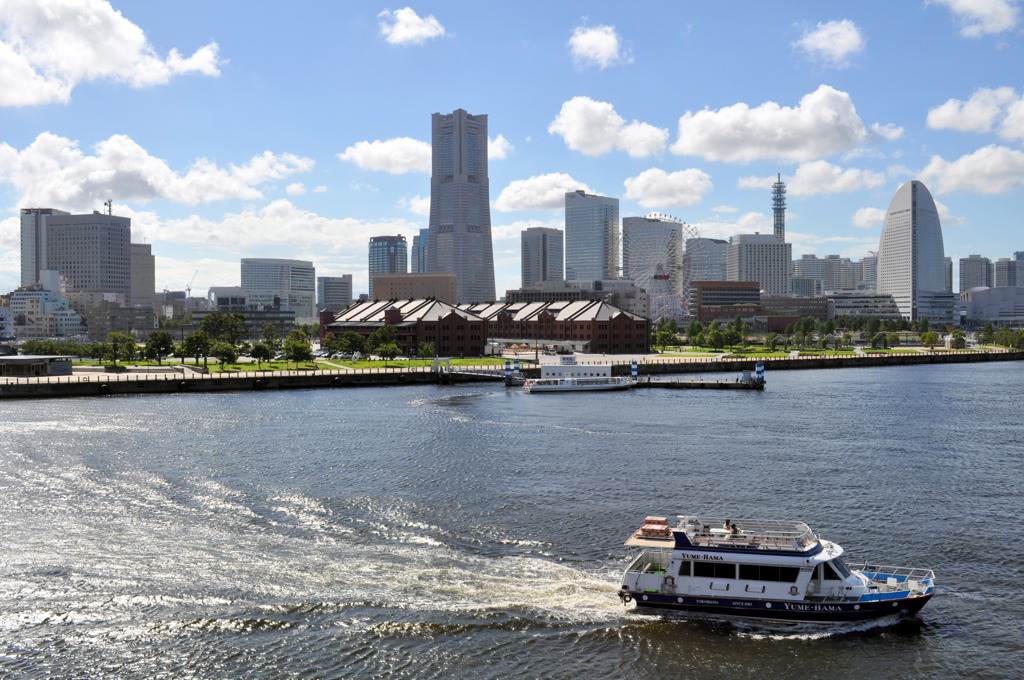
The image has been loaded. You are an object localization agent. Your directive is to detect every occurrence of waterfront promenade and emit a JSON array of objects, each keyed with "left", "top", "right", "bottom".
[{"left": 0, "top": 348, "right": 1020, "bottom": 399}]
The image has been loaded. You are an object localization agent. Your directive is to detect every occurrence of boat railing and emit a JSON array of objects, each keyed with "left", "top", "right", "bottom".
[
  {"left": 849, "top": 563, "right": 936, "bottom": 593},
  {"left": 678, "top": 516, "right": 817, "bottom": 550}
]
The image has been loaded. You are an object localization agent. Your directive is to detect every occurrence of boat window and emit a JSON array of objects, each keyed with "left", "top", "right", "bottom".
[
  {"left": 694, "top": 562, "right": 735, "bottom": 579},
  {"left": 831, "top": 559, "right": 851, "bottom": 579},
  {"left": 822, "top": 561, "right": 842, "bottom": 581},
  {"left": 678, "top": 560, "right": 691, "bottom": 577},
  {"left": 739, "top": 565, "right": 801, "bottom": 582}
]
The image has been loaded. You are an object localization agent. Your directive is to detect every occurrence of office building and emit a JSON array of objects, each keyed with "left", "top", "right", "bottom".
[
  {"left": 726, "top": 233, "right": 791, "bottom": 295},
  {"left": 241, "top": 258, "right": 317, "bottom": 325},
  {"left": 564, "top": 190, "right": 619, "bottom": 282},
  {"left": 411, "top": 228, "right": 429, "bottom": 273},
  {"left": 317, "top": 275, "right": 354, "bottom": 313},
  {"left": 683, "top": 238, "right": 728, "bottom": 283},
  {"left": 877, "top": 180, "right": 947, "bottom": 321},
  {"left": 427, "top": 108, "right": 496, "bottom": 303},
  {"left": 45, "top": 211, "right": 132, "bottom": 304},
  {"left": 372, "top": 272, "right": 457, "bottom": 304},
  {"left": 130, "top": 243, "right": 156, "bottom": 309},
  {"left": 991, "top": 257, "right": 1020, "bottom": 288},
  {"left": 959, "top": 254, "right": 991, "bottom": 291},
  {"left": 521, "top": 227, "right": 564, "bottom": 288},
  {"left": 20, "top": 208, "right": 69, "bottom": 287},
  {"left": 368, "top": 235, "right": 408, "bottom": 299}
]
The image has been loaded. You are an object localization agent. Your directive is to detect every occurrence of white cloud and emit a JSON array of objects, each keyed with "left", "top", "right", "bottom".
[
  {"left": 378, "top": 7, "right": 446, "bottom": 45},
  {"left": 927, "top": 87, "right": 1024, "bottom": 142},
  {"left": 852, "top": 206, "right": 887, "bottom": 228},
  {"left": 489, "top": 134, "right": 514, "bottom": 160},
  {"left": 0, "top": 132, "right": 313, "bottom": 211},
  {"left": 711, "top": 205, "right": 738, "bottom": 214},
  {"left": 312, "top": 185, "right": 329, "bottom": 193},
  {"left": 494, "top": 173, "right": 593, "bottom": 212},
  {"left": 568, "top": 25, "right": 631, "bottom": 69},
  {"left": 793, "top": 20, "right": 866, "bottom": 68},
  {"left": 338, "top": 137, "right": 431, "bottom": 174},
  {"left": 737, "top": 175, "right": 775, "bottom": 191},
  {"left": 398, "top": 194, "right": 430, "bottom": 215},
  {"left": 869, "top": 123, "right": 904, "bottom": 141},
  {"left": 929, "top": 0, "right": 1020, "bottom": 37},
  {"left": 921, "top": 144, "right": 1024, "bottom": 193},
  {"left": 690, "top": 212, "right": 772, "bottom": 241},
  {"left": 285, "top": 182, "right": 307, "bottom": 196},
  {"left": 671, "top": 85, "right": 880, "bottom": 163},
  {"left": 491, "top": 217, "right": 563, "bottom": 242},
  {"left": 785, "top": 160, "right": 885, "bottom": 196},
  {"left": 0, "top": 0, "right": 221, "bottom": 107},
  {"left": 548, "top": 96, "right": 667, "bottom": 157},
  {"left": 623, "top": 168, "right": 712, "bottom": 208}
]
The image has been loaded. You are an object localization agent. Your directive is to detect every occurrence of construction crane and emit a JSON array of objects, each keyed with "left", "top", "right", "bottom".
[{"left": 186, "top": 270, "right": 197, "bottom": 298}]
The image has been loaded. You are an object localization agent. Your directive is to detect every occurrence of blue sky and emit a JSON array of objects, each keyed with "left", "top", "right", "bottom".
[{"left": 1, "top": 0, "right": 1023, "bottom": 297}]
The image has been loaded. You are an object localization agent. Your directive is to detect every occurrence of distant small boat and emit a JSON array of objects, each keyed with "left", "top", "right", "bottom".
[
  {"left": 523, "top": 375, "right": 635, "bottom": 393},
  {"left": 619, "top": 515, "right": 935, "bottom": 623}
]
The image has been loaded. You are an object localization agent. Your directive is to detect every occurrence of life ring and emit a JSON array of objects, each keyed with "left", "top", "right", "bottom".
[{"left": 621, "top": 593, "right": 632, "bottom": 604}]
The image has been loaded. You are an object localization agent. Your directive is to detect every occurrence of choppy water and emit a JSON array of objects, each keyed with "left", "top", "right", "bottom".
[{"left": 1, "top": 362, "right": 1022, "bottom": 679}]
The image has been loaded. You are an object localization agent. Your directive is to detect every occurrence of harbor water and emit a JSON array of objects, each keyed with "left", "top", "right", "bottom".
[{"left": 1, "top": 362, "right": 1022, "bottom": 679}]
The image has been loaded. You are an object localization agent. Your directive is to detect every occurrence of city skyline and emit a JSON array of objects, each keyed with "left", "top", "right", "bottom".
[{"left": 1, "top": 2, "right": 1023, "bottom": 299}]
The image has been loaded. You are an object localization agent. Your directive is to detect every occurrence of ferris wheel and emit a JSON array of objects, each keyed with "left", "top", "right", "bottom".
[{"left": 621, "top": 213, "right": 705, "bottom": 322}]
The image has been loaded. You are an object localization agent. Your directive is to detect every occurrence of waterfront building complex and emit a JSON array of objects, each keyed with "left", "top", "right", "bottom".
[
  {"left": 521, "top": 227, "right": 563, "bottom": 288},
  {"left": 240, "top": 258, "right": 317, "bottom": 326},
  {"left": 426, "top": 109, "right": 495, "bottom": 303},
  {"left": 368, "top": 235, "right": 407, "bottom": 299},
  {"left": 564, "top": 190, "right": 619, "bottom": 282},
  {"left": 877, "top": 180, "right": 948, "bottom": 321}
]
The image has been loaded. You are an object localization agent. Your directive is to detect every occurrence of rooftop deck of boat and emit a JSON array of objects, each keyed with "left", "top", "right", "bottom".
[{"left": 625, "top": 516, "right": 819, "bottom": 552}]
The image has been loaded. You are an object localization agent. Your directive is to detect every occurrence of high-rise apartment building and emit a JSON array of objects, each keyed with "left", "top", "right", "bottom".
[
  {"left": 20, "top": 208, "right": 70, "bottom": 287},
  {"left": 726, "top": 233, "right": 792, "bottom": 295},
  {"left": 317, "top": 275, "right": 353, "bottom": 314},
  {"left": 411, "top": 228, "right": 429, "bottom": 273},
  {"left": 45, "top": 212, "right": 132, "bottom": 304},
  {"left": 521, "top": 227, "right": 564, "bottom": 288},
  {"left": 241, "top": 258, "right": 317, "bottom": 325},
  {"left": 877, "top": 180, "right": 946, "bottom": 321},
  {"left": 959, "top": 254, "right": 992, "bottom": 291},
  {"left": 427, "top": 109, "right": 495, "bottom": 303},
  {"left": 368, "top": 235, "right": 408, "bottom": 299},
  {"left": 992, "top": 258, "right": 1020, "bottom": 288},
  {"left": 564, "top": 190, "right": 619, "bottom": 282},
  {"left": 130, "top": 243, "right": 156, "bottom": 308}
]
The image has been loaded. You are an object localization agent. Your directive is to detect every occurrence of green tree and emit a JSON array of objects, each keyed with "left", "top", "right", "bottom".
[
  {"left": 693, "top": 331, "right": 705, "bottom": 348},
  {"left": 865, "top": 318, "right": 881, "bottom": 337},
  {"left": 366, "top": 324, "right": 398, "bottom": 352},
  {"left": 181, "top": 331, "right": 212, "bottom": 367},
  {"left": 765, "top": 332, "right": 778, "bottom": 352},
  {"left": 686, "top": 320, "right": 703, "bottom": 342},
  {"left": 105, "top": 332, "right": 137, "bottom": 366},
  {"left": 340, "top": 331, "right": 366, "bottom": 355},
  {"left": 145, "top": 330, "right": 175, "bottom": 365},
  {"left": 949, "top": 330, "right": 966, "bottom": 350},
  {"left": 211, "top": 341, "right": 239, "bottom": 368},
  {"left": 199, "top": 311, "right": 247, "bottom": 345},
  {"left": 655, "top": 328, "right": 676, "bottom": 349},
  {"left": 722, "top": 329, "right": 741, "bottom": 349},
  {"left": 821, "top": 320, "right": 835, "bottom": 336},
  {"left": 377, "top": 341, "right": 401, "bottom": 365},
  {"left": 707, "top": 329, "right": 724, "bottom": 350},
  {"left": 251, "top": 341, "right": 274, "bottom": 367},
  {"left": 321, "top": 332, "right": 343, "bottom": 358},
  {"left": 260, "top": 323, "right": 282, "bottom": 351},
  {"left": 921, "top": 331, "right": 940, "bottom": 348},
  {"left": 417, "top": 341, "right": 436, "bottom": 358},
  {"left": 979, "top": 322, "right": 995, "bottom": 345},
  {"left": 886, "top": 332, "right": 900, "bottom": 347},
  {"left": 283, "top": 330, "right": 313, "bottom": 365},
  {"left": 918, "top": 318, "right": 931, "bottom": 333}
]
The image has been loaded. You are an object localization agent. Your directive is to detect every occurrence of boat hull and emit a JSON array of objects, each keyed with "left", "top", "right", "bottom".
[{"left": 622, "top": 590, "right": 933, "bottom": 623}]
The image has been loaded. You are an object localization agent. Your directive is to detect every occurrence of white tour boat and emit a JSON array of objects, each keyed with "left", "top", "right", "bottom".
[
  {"left": 522, "top": 355, "right": 636, "bottom": 393},
  {"left": 619, "top": 515, "right": 935, "bottom": 623}
]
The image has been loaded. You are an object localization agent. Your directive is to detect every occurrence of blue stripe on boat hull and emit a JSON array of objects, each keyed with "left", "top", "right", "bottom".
[{"left": 627, "top": 592, "right": 933, "bottom": 622}]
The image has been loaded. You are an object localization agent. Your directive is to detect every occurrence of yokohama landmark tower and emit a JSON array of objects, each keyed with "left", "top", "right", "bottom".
[{"left": 427, "top": 109, "right": 496, "bottom": 303}]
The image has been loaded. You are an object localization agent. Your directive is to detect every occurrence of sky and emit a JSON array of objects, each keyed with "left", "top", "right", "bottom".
[{"left": 1, "top": 0, "right": 1023, "bottom": 298}]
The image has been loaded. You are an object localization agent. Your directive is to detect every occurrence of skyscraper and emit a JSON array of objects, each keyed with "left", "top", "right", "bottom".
[
  {"left": 877, "top": 180, "right": 946, "bottom": 320},
  {"left": 726, "top": 233, "right": 791, "bottom": 295},
  {"left": 683, "top": 238, "right": 728, "bottom": 283},
  {"left": 130, "top": 243, "right": 156, "bottom": 308},
  {"left": 317, "top": 275, "right": 353, "bottom": 313},
  {"left": 368, "top": 235, "right": 408, "bottom": 299},
  {"left": 564, "top": 190, "right": 619, "bottom": 282},
  {"left": 521, "top": 227, "right": 563, "bottom": 287},
  {"left": 427, "top": 109, "right": 495, "bottom": 303},
  {"left": 241, "top": 258, "right": 317, "bottom": 325},
  {"left": 45, "top": 211, "right": 132, "bottom": 304},
  {"left": 959, "top": 254, "right": 992, "bottom": 291},
  {"left": 411, "top": 228, "right": 429, "bottom": 273},
  {"left": 20, "top": 208, "right": 70, "bottom": 287}
]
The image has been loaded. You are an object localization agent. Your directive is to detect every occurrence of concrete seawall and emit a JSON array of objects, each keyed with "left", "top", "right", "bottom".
[{"left": 1, "top": 351, "right": 1020, "bottom": 400}]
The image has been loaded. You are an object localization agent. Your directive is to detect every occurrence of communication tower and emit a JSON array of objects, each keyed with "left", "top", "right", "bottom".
[{"left": 772, "top": 173, "right": 786, "bottom": 242}]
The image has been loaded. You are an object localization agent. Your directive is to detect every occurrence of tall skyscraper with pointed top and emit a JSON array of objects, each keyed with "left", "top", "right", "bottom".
[
  {"left": 427, "top": 109, "right": 495, "bottom": 303},
  {"left": 877, "top": 180, "right": 946, "bottom": 320}
]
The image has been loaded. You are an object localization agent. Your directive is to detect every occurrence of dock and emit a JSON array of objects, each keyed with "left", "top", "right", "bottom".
[{"left": 635, "top": 378, "right": 765, "bottom": 390}]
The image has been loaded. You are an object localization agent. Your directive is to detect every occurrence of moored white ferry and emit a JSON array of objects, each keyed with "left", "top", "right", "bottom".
[
  {"left": 619, "top": 515, "right": 935, "bottom": 623},
  {"left": 522, "top": 355, "right": 636, "bottom": 393}
]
